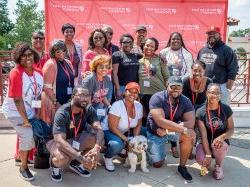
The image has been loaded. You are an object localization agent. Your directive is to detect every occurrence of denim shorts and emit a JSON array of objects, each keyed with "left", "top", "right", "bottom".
[{"left": 147, "top": 131, "right": 178, "bottom": 164}]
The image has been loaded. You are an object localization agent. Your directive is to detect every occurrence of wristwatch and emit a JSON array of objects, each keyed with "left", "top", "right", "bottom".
[{"left": 183, "top": 127, "right": 188, "bottom": 135}]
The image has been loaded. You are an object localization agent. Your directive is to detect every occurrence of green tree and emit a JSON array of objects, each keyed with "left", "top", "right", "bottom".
[
  {"left": 0, "top": 0, "right": 14, "bottom": 35},
  {"left": 12, "top": 0, "right": 44, "bottom": 44},
  {"left": 230, "top": 28, "right": 250, "bottom": 37}
]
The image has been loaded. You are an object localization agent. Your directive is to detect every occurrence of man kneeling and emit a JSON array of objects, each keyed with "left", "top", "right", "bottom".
[
  {"left": 46, "top": 87, "right": 104, "bottom": 182},
  {"left": 147, "top": 76, "right": 196, "bottom": 182}
]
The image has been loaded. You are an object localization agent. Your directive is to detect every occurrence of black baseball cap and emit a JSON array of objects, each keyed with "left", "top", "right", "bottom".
[{"left": 136, "top": 25, "right": 147, "bottom": 32}]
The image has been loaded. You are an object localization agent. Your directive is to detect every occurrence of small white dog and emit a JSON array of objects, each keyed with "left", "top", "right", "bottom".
[{"left": 125, "top": 135, "right": 149, "bottom": 173}]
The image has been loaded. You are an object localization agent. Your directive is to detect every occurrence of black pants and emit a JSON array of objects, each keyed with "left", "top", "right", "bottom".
[{"left": 140, "top": 94, "right": 152, "bottom": 126}]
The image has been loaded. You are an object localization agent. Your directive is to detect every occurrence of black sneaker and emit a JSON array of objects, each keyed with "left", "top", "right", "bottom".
[
  {"left": 19, "top": 167, "right": 35, "bottom": 181},
  {"left": 51, "top": 166, "right": 62, "bottom": 182},
  {"left": 178, "top": 165, "right": 193, "bottom": 182},
  {"left": 69, "top": 160, "right": 91, "bottom": 177}
]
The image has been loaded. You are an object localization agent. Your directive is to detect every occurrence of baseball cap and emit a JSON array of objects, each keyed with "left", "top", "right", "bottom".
[
  {"left": 125, "top": 82, "right": 140, "bottom": 93},
  {"left": 136, "top": 25, "right": 147, "bottom": 32},
  {"left": 167, "top": 76, "right": 183, "bottom": 87},
  {"left": 206, "top": 26, "right": 220, "bottom": 34}
]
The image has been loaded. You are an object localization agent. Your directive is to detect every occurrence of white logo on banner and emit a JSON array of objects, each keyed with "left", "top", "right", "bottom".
[
  {"left": 52, "top": 4, "right": 85, "bottom": 12},
  {"left": 100, "top": 7, "right": 131, "bottom": 13},
  {"left": 77, "top": 23, "right": 105, "bottom": 30},
  {"left": 122, "top": 24, "right": 154, "bottom": 30},
  {"left": 191, "top": 8, "right": 222, "bottom": 15},
  {"left": 168, "top": 24, "right": 199, "bottom": 31},
  {"left": 146, "top": 8, "right": 176, "bottom": 14}
]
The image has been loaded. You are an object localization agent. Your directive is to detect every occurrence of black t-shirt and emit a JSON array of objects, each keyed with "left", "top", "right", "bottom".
[
  {"left": 56, "top": 60, "right": 75, "bottom": 105},
  {"left": 53, "top": 102, "right": 99, "bottom": 139},
  {"left": 196, "top": 103, "right": 233, "bottom": 146},
  {"left": 112, "top": 51, "right": 141, "bottom": 86},
  {"left": 147, "top": 91, "right": 194, "bottom": 135},
  {"left": 182, "top": 77, "right": 212, "bottom": 109}
]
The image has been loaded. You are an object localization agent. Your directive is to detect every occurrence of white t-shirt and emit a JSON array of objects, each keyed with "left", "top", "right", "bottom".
[
  {"left": 2, "top": 65, "right": 43, "bottom": 119},
  {"left": 108, "top": 100, "right": 143, "bottom": 133}
]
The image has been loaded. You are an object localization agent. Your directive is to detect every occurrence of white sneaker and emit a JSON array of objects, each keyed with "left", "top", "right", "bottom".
[{"left": 103, "top": 156, "right": 115, "bottom": 172}]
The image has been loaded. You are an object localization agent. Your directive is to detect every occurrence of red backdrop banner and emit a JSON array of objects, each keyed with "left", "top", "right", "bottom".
[{"left": 45, "top": 0, "right": 228, "bottom": 56}]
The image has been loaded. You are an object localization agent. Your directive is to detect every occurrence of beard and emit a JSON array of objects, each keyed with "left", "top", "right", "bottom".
[{"left": 74, "top": 100, "right": 88, "bottom": 109}]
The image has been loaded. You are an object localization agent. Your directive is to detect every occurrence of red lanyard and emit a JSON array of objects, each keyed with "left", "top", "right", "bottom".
[
  {"left": 190, "top": 78, "right": 202, "bottom": 105},
  {"left": 27, "top": 73, "right": 38, "bottom": 98},
  {"left": 59, "top": 61, "right": 71, "bottom": 86},
  {"left": 97, "top": 79, "right": 105, "bottom": 103},
  {"left": 169, "top": 97, "right": 179, "bottom": 121},
  {"left": 206, "top": 105, "right": 221, "bottom": 139},
  {"left": 71, "top": 111, "right": 83, "bottom": 139},
  {"left": 123, "top": 100, "right": 135, "bottom": 137}
]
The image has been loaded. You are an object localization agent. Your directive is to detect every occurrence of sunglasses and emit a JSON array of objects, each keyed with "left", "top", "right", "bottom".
[
  {"left": 33, "top": 37, "right": 44, "bottom": 40},
  {"left": 93, "top": 36, "right": 104, "bottom": 40},
  {"left": 98, "top": 64, "right": 110, "bottom": 70},
  {"left": 105, "top": 32, "right": 113, "bottom": 36},
  {"left": 170, "top": 85, "right": 182, "bottom": 90},
  {"left": 122, "top": 41, "right": 133, "bottom": 44}
]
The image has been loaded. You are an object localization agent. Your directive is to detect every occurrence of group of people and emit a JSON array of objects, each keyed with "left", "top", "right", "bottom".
[{"left": 2, "top": 23, "right": 238, "bottom": 183}]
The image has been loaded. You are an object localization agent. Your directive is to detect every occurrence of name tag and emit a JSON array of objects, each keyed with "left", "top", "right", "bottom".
[
  {"left": 67, "top": 87, "right": 72, "bottom": 95},
  {"left": 97, "top": 109, "right": 106, "bottom": 116},
  {"left": 143, "top": 80, "right": 150, "bottom": 87},
  {"left": 72, "top": 140, "right": 80, "bottom": 150},
  {"left": 31, "top": 100, "right": 41, "bottom": 108}
]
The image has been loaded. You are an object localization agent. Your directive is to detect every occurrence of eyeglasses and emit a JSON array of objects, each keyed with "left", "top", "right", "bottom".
[
  {"left": 21, "top": 52, "right": 34, "bottom": 59},
  {"left": 33, "top": 37, "right": 44, "bottom": 40},
  {"left": 93, "top": 36, "right": 104, "bottom": 40},
  {"left": 126, "top": 89, "right": 139, "bottom": 95},
  {"left": 207, "top": 91, "right": 220, "bottom": 96},
  {"left": 98, "top": 64, "right": 110, "bottom": 70},
  {"left": 74, "top": 93, "right": 90, "bottom": 98}
]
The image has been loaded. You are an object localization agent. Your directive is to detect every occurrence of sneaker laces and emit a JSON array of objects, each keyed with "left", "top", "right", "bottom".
[{"left": 52, "top": 167, "right": 61, "bottom": 175}]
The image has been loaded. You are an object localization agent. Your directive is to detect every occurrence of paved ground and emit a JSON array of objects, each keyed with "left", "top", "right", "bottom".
[{"left": 0, "top": 128, "right": 250, "bottom": 187}]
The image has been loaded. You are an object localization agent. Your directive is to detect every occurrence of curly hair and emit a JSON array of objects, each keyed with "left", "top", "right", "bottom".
[
  {"left": 89, "top": 55, "right": 111, "bottom": 72},
  {"left": 12, "top": 42, "right": 40, "bottom": 64},
  {"left": 88, "top": 29, "right": 108, "bottom": 50},
  {"left": 61, "top": 23, "right": 75, "bottom": 34},
  {"left": 49, "top": 40, "right": 67, "bottom": 58}
]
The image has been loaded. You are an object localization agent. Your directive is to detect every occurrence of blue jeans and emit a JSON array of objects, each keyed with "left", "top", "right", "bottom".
[
  {"left": 219, "top": 83, "right": 231, "bottom": 105},
  {"left": 147, "top": 131, "right": 177, "bottom": 164},
  {"left": 104, "top": 130, "right": 125, "bottom": 158}
]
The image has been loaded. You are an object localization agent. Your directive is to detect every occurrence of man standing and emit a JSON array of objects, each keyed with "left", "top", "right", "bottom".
[
  {"left": 46, "top": 87, "right": 104, "bottom": 182},
  {"left": 102, "top": 25, "right": 119, "bottom": 55},
  {"left": 131, "top": 25, "right": 147, "bottom": 55},
  {"left": 197, "top": 26, "right": 238, "bottom": 105},
  {"left": 147, "top": 76, "right": 196, "bottom": 182}
]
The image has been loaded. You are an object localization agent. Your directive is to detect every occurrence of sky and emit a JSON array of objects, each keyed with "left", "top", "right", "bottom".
[{"left": 7, "top": 0, "right": 250, "bottom": 34}]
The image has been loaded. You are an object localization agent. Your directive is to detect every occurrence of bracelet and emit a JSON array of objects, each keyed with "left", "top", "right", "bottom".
[{"left": 205, "top": 154, "right": 212, "bottom": 158}]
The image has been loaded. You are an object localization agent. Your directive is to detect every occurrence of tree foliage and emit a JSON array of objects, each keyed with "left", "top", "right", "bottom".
[
  {"left": 0, "top": 0, "right": 14, "bottom": 35},
  {"left": 230, "top": 28, "right": 250, "bottom": 37},
  {"left": 0, "top": 0, "right": 44, "bottom": 50}
]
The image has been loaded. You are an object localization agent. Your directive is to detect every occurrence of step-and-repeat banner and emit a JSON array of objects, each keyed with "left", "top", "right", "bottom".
[{"left": 45, "top": 0, "right": 228, "bottom": 56}]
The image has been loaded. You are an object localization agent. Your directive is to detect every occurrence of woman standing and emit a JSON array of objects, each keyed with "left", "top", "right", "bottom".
[
  {"left": 112, "top": 34, "right": 141, "bottom": 100},
  {"left": 196, "top": 83, "right": 234, "bottom": 180},
  {"left": 103, "top": 82, "right": 143, "bottom": 172},
  {"left": 160, "top": 32, "right": 193, "bottom": 78},
  {"left": 31, "top": 31, "right": 50, "bottom": 70},
  {"left": 40, "top": 41, "right": 74, "bottom": 125},
  {"left": 160, "top": 32, "right": 194, "bottom": 157},
  {"left": 82, "top": 29, "right": 109, "bottom": 76},
  {"left": 139, "top": 37, "right": 169, "bottom": 125},
  {"left": 182, "top": 60, "right": 212, "bottom": 110},
  {"left": 62, "top": 23, "right": 83, "bottom": 84},
  {"left": 82, "top": 55, "right": 112, "bottom": 130},
  {"left": 2, "top": 43, "right": 43, "bottom": 181}
]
